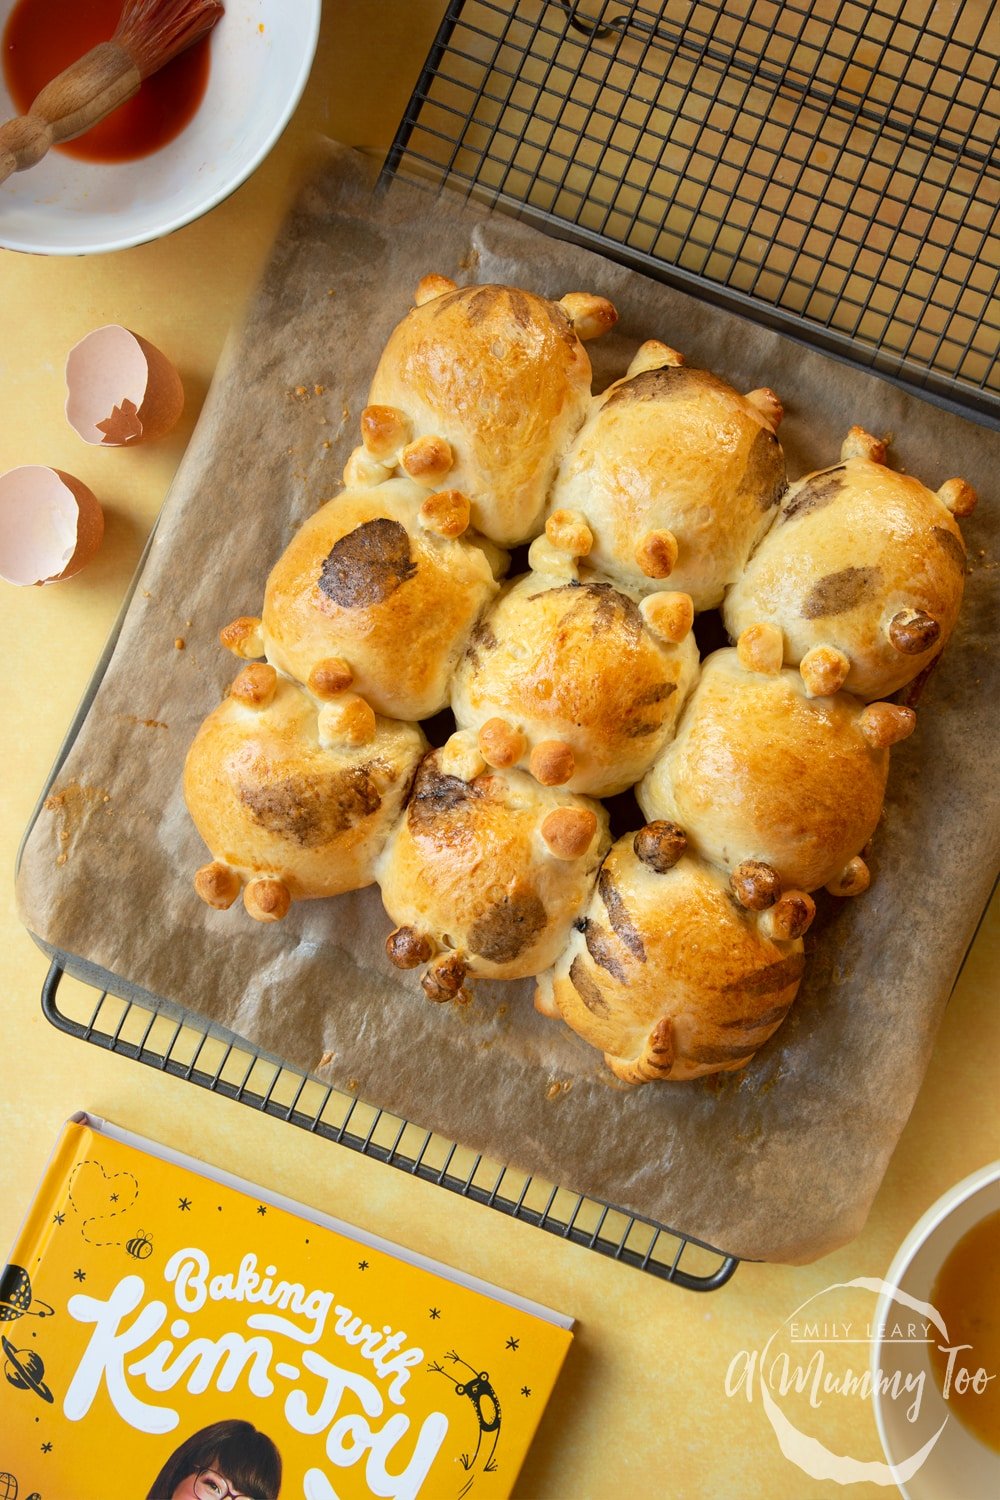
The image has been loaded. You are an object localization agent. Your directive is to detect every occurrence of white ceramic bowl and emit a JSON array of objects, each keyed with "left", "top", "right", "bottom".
[
  {"left": 0, "top": 0, "right": 320, "bottom": 254},
  {"left": 872, "top": 1162, "right": 1000, "bottom": 1497}
]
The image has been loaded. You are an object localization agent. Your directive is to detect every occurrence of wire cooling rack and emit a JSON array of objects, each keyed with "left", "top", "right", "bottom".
[
  {"left": 40, "top": 963, "right": 738, "bottom": 1291},
  {"left": 384, "top": 0, "right": 999, "bottom": 422}
]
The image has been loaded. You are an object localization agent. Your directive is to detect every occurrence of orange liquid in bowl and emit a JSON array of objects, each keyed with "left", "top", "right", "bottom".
[
  {"left": 2, "top": 0, "right": 211, "bottom": 163},
  {"left": 928, "top": 1207, "right": 1000, "bottom": 1454}
]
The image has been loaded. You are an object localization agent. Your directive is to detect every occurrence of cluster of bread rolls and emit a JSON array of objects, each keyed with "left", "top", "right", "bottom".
[{"left": 183, "top": 276, "right": 976, "bottom": 1085}]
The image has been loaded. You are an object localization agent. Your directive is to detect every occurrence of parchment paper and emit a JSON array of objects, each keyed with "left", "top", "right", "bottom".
[{"left": 17, "top": 144, "right": 1000, "bottom": 1264}]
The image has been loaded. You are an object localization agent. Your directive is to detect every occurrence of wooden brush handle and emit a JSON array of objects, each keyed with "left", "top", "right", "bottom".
[{"left": 0, "top": 42, "right": 141, "bottom": 185}]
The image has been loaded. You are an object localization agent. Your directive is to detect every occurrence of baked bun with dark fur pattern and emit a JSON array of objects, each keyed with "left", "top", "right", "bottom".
[
  {"left": 536, "top": 837, "right": 809, "bottom": 1084},
  {"left": 185, "top": 665, "right": 426, "bottom": 923},
  {"left": 377, "top": 734, "right": 611, "bottom": 1000}
]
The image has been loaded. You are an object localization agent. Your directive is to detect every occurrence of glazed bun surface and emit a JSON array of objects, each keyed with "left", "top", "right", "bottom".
[
  {"left": 638, "top": 649, "right": 888, "bottom": 893},
  {"left": 262, "top": 478, "right": 501, "bottom": 720},
  {"left": 452, "top": 571, "right": 700, "bottom": 797},
  {"left": 724, "top": 455, "right": 968, "bottom": 700},
  {"left": 357, "top": 284, "right": 598, "bottom": 546},
  {"left": 377, "top": 744, "right": 611, "bottom": 984},
  {"left": 552, "top": 364, "right": 786, "bottom": 609},
  {"left": 538, "top": 843, "right": 805, "bottom": 1083},
  {"left": 184, "top": 672, "right": 426, "bottom": 904}
]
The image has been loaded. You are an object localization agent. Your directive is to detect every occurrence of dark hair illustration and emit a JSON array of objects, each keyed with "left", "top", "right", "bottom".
[{"left": 145, "top": 1418, "right": 282, "bottom": 1499}]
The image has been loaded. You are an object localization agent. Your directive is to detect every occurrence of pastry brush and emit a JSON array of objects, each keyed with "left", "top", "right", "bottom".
[{"left": 0, "top": 0, "right": 224, "bottom": 185}]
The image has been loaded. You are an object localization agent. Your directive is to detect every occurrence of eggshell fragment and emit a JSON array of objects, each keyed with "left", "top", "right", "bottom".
[
  {"left": 0, "top": 466, "right": 104, "bottom": 586},
  {"left": 65, "top": 325, "right": 184, "bottom": 446}
]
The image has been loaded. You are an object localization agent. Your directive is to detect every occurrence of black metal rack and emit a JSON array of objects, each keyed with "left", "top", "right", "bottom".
[
  {"left": 384, "top": 0, "right": 999, "bottom": 423},
  {"left": 41, "top": 962, "right": 738, "bottom": 1291}
]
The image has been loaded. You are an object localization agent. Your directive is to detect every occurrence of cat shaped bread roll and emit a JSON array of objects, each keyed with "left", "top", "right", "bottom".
[
  {"left": 723, "top": 427, "right": 976, "bottom": 700},
  {"left": 377, "top": 733, "right": 610, "bottom": 1001},
  {"left": 548, "top": 342, "right": 786, "bottom": 609},
  {"left": 185, "top": 664, "right": 426, "bottom": 922},
  {"left": 535, "top": 836, "right": 811, "bottom": 1084},
  {"left": 451, "top": 538, "right": 699, "bottom": 797},
  {"left": 638, "top": 646, "right": 915, "bottom": 900},
  {"left": 227, "top": 478, "right": 504, "bottom": 722},
  {"left": 344, "top": 276, "right": 617, "bottom": 546}
]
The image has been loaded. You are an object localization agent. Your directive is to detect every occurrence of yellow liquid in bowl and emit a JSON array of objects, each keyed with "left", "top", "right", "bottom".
[{"left": 928, "top": 1207, "right": 1000, "bottom": 1454}]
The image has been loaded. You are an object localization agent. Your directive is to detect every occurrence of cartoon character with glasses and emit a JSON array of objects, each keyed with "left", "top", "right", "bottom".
[{"left": 145, "top": 1419, "right": 282, "bottom": 1500}]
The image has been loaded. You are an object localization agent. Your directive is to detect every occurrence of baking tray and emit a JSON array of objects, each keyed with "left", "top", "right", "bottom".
[{"left": 28, "top": 0, "right": 1000, "bottom": 1285}]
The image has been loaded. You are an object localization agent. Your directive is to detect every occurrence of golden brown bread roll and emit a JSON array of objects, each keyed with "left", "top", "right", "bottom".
[
  {"left": 376, "top": 734, "right": 611, "bottom": 997},
  {"left": 344, "top": 278, "right": 616, "bottom": 546},
  {"left": 253, "top": 477, "right": 504, "bottom": 721},
  {"left": 549, "top": 341, "right": 786, "bottom": 609},
  {"left": 184, "top": 665, "right": 426, "bottom": 921},
  {"left": 723, "top": 428, "right": 975, "bottom": 700},
  {"left": 451, "top": 546, "right": 699, "bottom": 798},
  {"left": 637, "top": 647, "right": 914, "bottom": 897},
  {"left": 535, "top": 839, "right": 809, "bottom": 1083}
]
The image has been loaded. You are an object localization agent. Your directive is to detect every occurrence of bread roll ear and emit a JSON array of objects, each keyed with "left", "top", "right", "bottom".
[
  {"left": 438, "top": 729, "right": 487, "bottom": 782},
  {"left": 421, "top": 952, "right": 470, "bottom": 1004},
  {"left": 840, "top": 426, "right": 887, "bottom": 462},
  {"left": 826, "top": 856, "right": 871, "bottom": 897},
  {"left": 194, "top": 862, "right": 241, "bottom": 910},
  {"left": 640, "top": 591, "right": 694, "bottom": 644},
  {"left": 244, "top": 878, "right": 291, "bottom": 923},
  {"left": 386, "top": 926, "right": 435, "bottom": 969},
  {"left": 558, "top": 292, "right": 617, "bottom": 341},
  {"left": 937, "top": 477, "right": 976, "bottom": 517},
  {"left": 401, "top": 434, "right": 453, "bottom": 484},
  {"left": 318, "top": 695, "right": 377, "bottom": 748},
  {"left": 745, "top": 387, "right": 783, "bottom": 430},
  {"left": 633, "top": 821, "right": 687, "bottom": 872},
  {"left": 541, "top": 807, "right": 598, "bottom": 859},
  {"left": 307, "top": 658, "right": 354, "bottom": 699},
  {"left": 859, "top": 702, "right": 916, "bottom": 748},
  {"left": 419, "top": 488, "right": 471, "bottom": 537},
  {"left": 545, "top": 508, "right": 593, "bottom": 557},
  {"left": 478, "top": 718, "right": 526, "bottom": 770},
  {"left": 530, "top": 741, "right": 576, "bottom": 786},
  {"left": 625, "top": 339, "right": 684, "bottom": 376},
  {"left": 219, "top": 616, "right": 264, "bottom": 659},
  {"left": 361, "top": 404, "right": 410, "bottom": 460},
  {"left": 231, "top": 663, "right": 278, "bottom": 709},
  {"left": 800, "top": 644, "right": 850, "bottom": 698},
  {"left": 414, "top": 273, "right": 456, "bottom": 306},
  {"left": 635, "top": 528, "right": 678, "bottom": 579},
  {"left": 760, "top": 891, "right": 816, "bottom": 941},
  {"left": 888, "top": 609, "right": 940, "bottom": 655},
  {"left": 730, "top": 860, "right": 782, "bottom": 910},
  {"left": 737, "top": 622, "right": 784, "bottom": 675}
]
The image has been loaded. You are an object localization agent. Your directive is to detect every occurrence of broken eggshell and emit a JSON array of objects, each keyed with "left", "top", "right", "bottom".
[
  {"left": 0, "top": 466, "right": 104, "bottom": 586},
  {"left": 65, "top": 325, "right": 184, "bottom": 447}
]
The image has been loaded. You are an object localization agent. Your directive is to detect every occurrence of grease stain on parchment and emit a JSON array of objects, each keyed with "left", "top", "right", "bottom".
[{"left": 43, "top": 782, "right": 111, "bottom": 866}]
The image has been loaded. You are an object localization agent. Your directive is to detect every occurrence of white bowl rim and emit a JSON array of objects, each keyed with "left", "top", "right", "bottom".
[
  {"left": 871, "top": 1159, "right": 1000, "bottom": 1492},
  {"left": 0, "top": 0, "right": 322, "bottom": 256}
]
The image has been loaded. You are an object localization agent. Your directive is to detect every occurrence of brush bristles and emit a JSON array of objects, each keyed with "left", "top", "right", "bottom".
[{"left": 115, "top": 0, "right": 224, "bottom": 79}]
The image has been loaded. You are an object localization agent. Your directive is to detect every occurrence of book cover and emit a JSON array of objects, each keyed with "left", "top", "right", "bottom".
[{"left": 0, "top": 1114, "right": 573, "bottom": 1500}]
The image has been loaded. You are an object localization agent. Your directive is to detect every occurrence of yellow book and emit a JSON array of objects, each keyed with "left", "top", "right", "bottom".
[{"left": 0, "top": 1114, "right": 573, "bottom": 1500}]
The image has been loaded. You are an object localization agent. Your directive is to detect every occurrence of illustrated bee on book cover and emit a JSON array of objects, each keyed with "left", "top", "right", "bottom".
[{"left": 0, "top": 1115, "right": 573, "bottom": 1499}]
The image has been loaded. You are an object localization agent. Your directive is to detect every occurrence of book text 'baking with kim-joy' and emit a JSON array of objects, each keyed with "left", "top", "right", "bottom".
[{"left": 61, "top": 1246, "right": 449, "bottom": 1499}]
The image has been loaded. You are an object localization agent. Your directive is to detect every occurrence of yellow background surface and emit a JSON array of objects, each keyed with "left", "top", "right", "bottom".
[{"left": 1, "top": 4, "right": 997, "bottom": 1497}]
